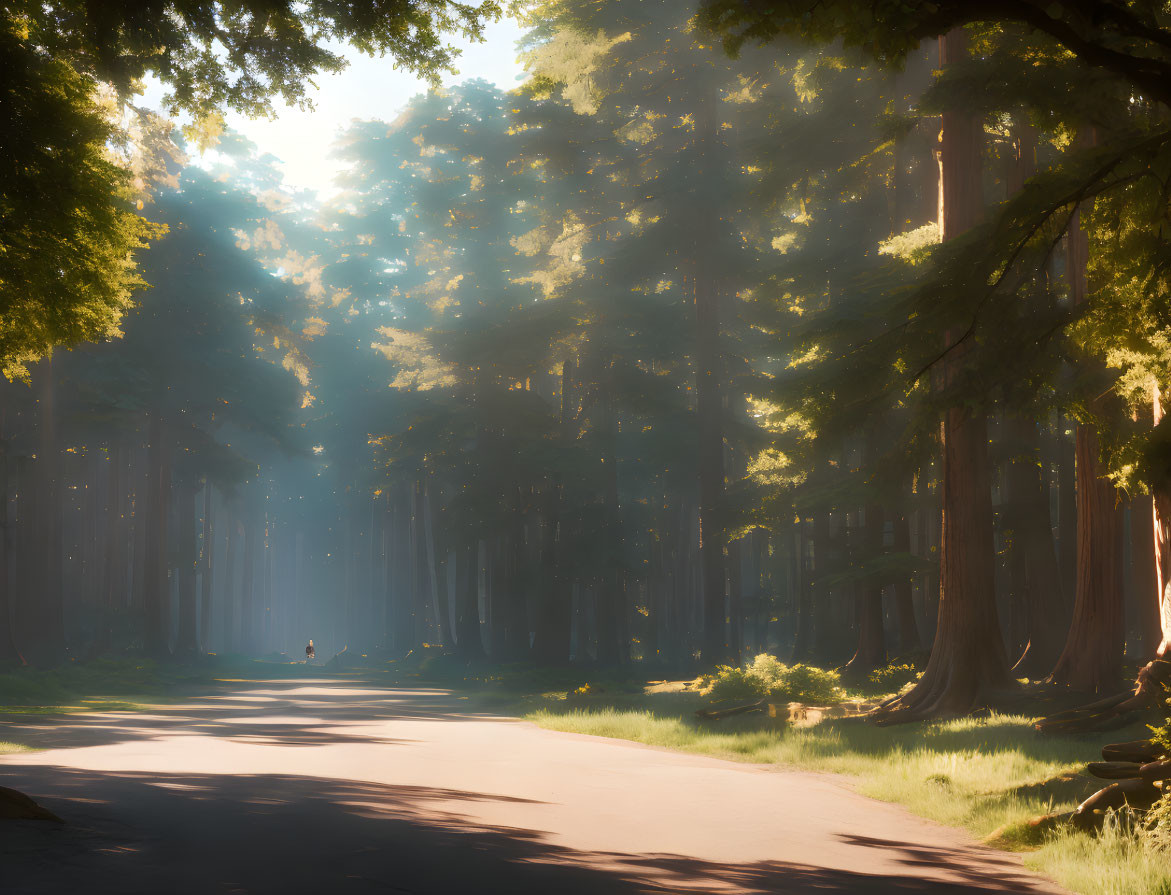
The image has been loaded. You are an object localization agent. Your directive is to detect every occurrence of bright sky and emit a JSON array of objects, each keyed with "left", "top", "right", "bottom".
[{"left": 147, "top": 17, "right": 528, "bottom": 196}]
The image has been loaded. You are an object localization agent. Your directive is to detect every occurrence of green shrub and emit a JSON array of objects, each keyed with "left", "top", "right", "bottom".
[
  {"left": 868, "top": 661, "right": 921, "bottom": 691},
  {"left": 697, "top": 654, "right": 844, "bottom": 705}
]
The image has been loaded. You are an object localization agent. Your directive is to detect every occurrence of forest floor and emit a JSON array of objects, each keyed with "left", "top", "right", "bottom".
[{"left": 0, "top": 662, "right": 1086, "bottom": 895}]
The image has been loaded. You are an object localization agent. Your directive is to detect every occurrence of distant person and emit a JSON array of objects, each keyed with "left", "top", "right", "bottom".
[{"left": 305, "top": 640, "right": 315, "bottom": 662}]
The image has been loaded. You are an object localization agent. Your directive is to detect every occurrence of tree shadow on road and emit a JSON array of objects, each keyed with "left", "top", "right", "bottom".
[
  {"left": 0, "top": 678, "right": 500, "bottom": 751},
  {"left": 1, "top": 765, "right": 1058, "bottom": 894}
]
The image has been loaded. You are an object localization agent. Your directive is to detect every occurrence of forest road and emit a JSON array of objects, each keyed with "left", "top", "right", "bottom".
[{"left": 0, "top": 677, "right": 1067, "bottom": 895}]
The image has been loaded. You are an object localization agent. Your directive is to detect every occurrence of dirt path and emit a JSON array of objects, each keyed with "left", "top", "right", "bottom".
[{"left": 0, "top": 677, "right": 1065, "bottom": 894}]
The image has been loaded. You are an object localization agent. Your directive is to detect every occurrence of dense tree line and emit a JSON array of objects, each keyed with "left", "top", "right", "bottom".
[{"left": 2, "top": 0, "right": 1171, "bottom": 726}]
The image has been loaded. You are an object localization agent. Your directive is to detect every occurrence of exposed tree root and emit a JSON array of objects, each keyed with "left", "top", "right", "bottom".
[{"left": 1035, "top": 658, "right": 1171, "bottom": 734}]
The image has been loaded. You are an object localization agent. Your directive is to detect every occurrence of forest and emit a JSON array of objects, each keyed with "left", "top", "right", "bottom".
[{"left": 4, "top": 2, "right": 1171, "bottom": 894}]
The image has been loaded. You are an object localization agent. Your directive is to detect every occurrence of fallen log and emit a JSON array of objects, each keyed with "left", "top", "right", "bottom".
[
  {"left": 1140, "top": 760, "right": 1171, "bottom": 784},
  {"left": 1086, "top": 761, "right": 1143, "bottom": 780},
  {"left": 0, "top": 786, "right": 63, "bottom": 823},
  {"left": 695, "top": 699, "right": 765, "bottom": 721},
  {"left": 1101, "top": 740, "right": 1164, "bottom": 764},
  {"left": 1071, "top": 779, "right": 1161, "bottom": 831},
  {"left": 1037, "top": 659, "right": 1171, "bottom": 735}
]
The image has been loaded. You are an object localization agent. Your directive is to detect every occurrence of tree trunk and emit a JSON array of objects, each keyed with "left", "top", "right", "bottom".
[
  {"left": 33, "top": 360, "right": 64, "bottom": 663},
  {"left": 791, "top": 525, "right": 812, "bottom": 662},
  {"left": 1150, "top": 389, "right": 1171, "bottom": 670},
  {"left": 892, "top": 513, "right": 922, "bottom": 653},
  {"left": 222, "top": 514, "right": 237, "bottom": 653},
  {"left": 1058, "top": 418, "right": 1078, "bottom": 600},
  {"left": 423, "top": 480, "right": 448, "bottom": 650},
  {"left": 876, "top": 30, "right": 1013, "bottom": 721},
  {"left": 241, "top": 518, "right": 256, "bottom": 654},
  {"left": 844, "top": 503, "right": 887, "bottom": 678},
  {"left": 143, "top": 415, "right": 171, "bottom": 659},
  {"left": 1131, "top": 494, "right": 1162, "bottom": 660},
  {"left": 696, "top": 268, "right": 726, "bottom": 665},
  {"left": 595, "top": 357, "right": 624, "bottom": 666},
  {"left": 174, "top": 484, "right": 199, "bottom": 658},
  {"left": 1004, "top": 411, "right": 1068, "bottom": 676},
  {"left": 1047, "top": 423, "right": 1124, "bottom": 691},
  {"left": 728, "top": 537, "right": 743, "bottom": 666},
  {"left": 199, "top": 483, "right": 214, "bottom": 653},
  {"left": 454, "top": 538, "right": 485, "bottom": 663},
  {"left": 0, "top": 407, "right": 18, "bottom": 666},
  {"left": 533, "top": 359, "right": 576, "bottom": 664},
  {"left": 1047, "top": 179, "right": 1125, "bottom": 693}
]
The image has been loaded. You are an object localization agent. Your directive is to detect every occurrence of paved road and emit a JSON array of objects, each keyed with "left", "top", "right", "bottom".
[{"left": 0, "top": 678, "right": 1066, "bottom": 894}]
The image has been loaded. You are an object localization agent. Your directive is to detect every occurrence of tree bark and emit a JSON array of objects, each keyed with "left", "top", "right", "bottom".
[
  {"left": 1131, "top": 494, "right": 1162, "bottom": 660},
  {"left": 454, "top": 538, "right": 485, "bottom": 663},
  {"left": 695, "top": 95, "right": 727, "bottom": 665},
  {"left": 199, "top": 483, "right": 214, "bottom": 654},
  {"left": 143, "top": 415, "right": 171, "bottom": 659},
  {"left": 241, "top": 518, "right": 256, "bottom": 654},
  {"left": 0, "top": 407, "right": 18, "bottom": 666},
  {"left": 33, "top": 360, "right": 64, "bottom": 663},
  {"left": 844, "top": 503, "right": 887, "bottom": 678},
  {"left": 174, "top": 484, "right": 199, "bottom": 658},
  {"left": 875, "top": 30, "right": 1013, "bottom": 721},
  {"left": 1047, "top": 423, "right": 1124, "bottom": 691},
  {"left": 1047, "top": 177, "right": 1125, "bottom": 694},
  {"left": 791, "top": 525, "right": 812, "bottom": 662},
  {"left": 1004, "top": 412, "right": 1068, "bottom": 676},
  {"left": 892, "top": 513, "right": 922, "bottom": 653},
  {"left": 533, "top": 359, "right": 576, "bottom": 664},
  {"left": 222, "top": 513, "right": 237, "bottom": 654}
]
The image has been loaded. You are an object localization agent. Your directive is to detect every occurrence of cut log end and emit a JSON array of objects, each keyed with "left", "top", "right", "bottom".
[{"left": 1072, "top": 779, "right": 1162, "bottom": 831}]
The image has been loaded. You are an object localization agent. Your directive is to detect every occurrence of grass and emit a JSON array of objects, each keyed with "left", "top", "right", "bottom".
[{"left": 515, "top": 683, "right": 1170, "bottom": 895}]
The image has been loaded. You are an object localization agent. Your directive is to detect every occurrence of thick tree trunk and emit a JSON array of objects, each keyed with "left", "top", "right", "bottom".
[
  {"left": 143, "top": 415, "right": 171, "bottom": 659},
  {"left": 1047, "top": 186, "right": 1125, "bottom": 693},
  {"left": 1131, "top": 494, "right": 1162, "bottom": 660},
  {"left": 1038, "top": 390, "right": 1171, "bottom": 730},
  {"left": 876, "top": 30, "right": 1013, "bottom": 721},
  {"left": 1143, "top": 388, "right": 1171, "bottom": 678},
  {"left": 1047, "top": 423, "right": 1124, "bottom": 691}
]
